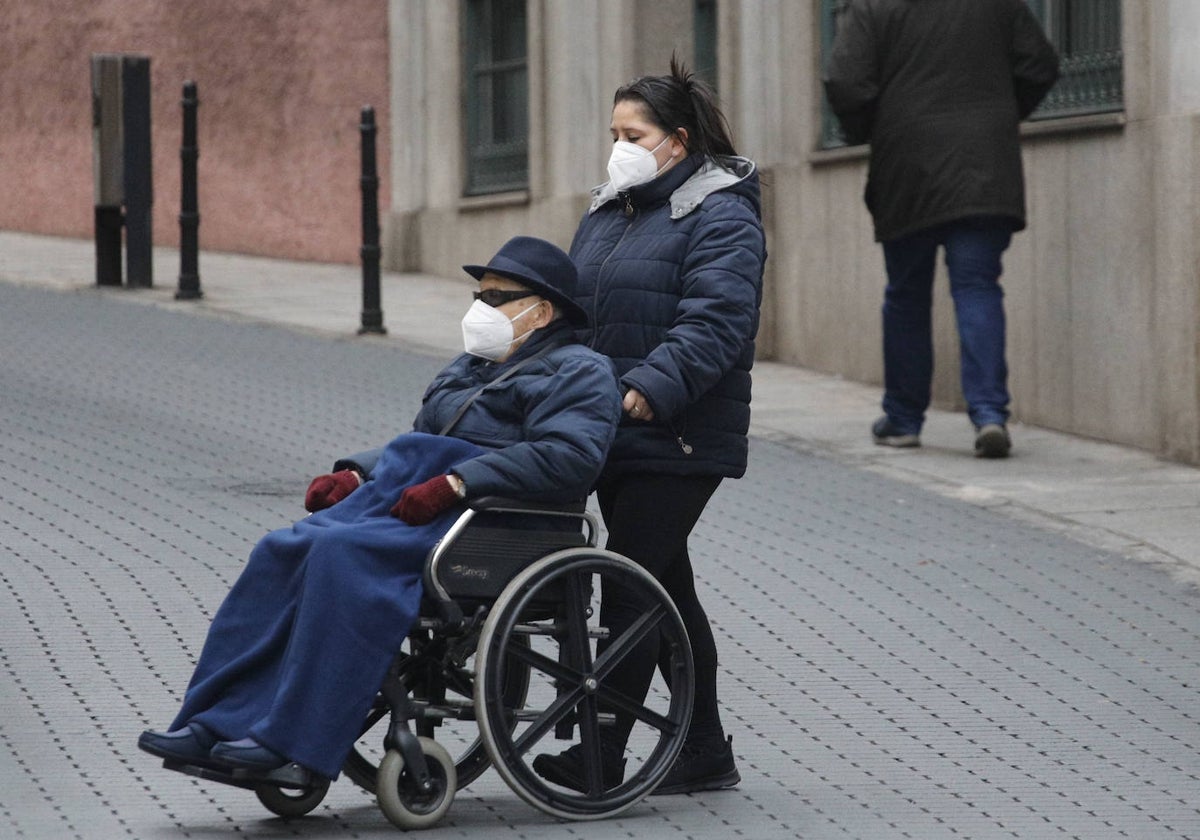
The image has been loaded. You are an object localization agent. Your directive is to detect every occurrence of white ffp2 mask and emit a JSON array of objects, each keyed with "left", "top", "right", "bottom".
[
  {"left": 606, "top": 135, "right": 672, "bottom": 192},
  {"left": 460, "top": 299, "right": 541, "bottom": 360}
]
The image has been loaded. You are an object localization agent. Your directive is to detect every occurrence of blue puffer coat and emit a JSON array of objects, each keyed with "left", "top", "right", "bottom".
[
  {"left": 570, "top": 153, "right": 766, "bottom": 478},
  {"left": 336, "top": 322, "right": 621, "bottom": 501}
]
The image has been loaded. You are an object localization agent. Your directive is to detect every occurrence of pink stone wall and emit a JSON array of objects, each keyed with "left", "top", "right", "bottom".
[{"left": 0, "top": 0, "right": 388, "bottom": 264}]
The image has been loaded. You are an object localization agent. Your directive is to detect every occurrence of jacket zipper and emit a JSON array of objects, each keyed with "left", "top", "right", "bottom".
[
  {"left": 668, "top": 418, "right": 693, "bottom": 455},
  {"left": 591, "top": 193, "right": 636, "bottom": 347}
]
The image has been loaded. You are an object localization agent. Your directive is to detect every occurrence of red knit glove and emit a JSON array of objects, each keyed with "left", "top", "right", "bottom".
[
  {"left": 304, "top": 470, "right": 361, "bottom": 512},
  {"left": 391, "top": 475, "right": 460, "bottom": 525}
]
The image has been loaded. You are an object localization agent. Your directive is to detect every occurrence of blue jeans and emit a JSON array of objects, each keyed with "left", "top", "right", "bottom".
[{"left": 881, "top": 217, "right": 1014, "bottom": 433}]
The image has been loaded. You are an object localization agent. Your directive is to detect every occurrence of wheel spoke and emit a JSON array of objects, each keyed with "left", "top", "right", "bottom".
[
  {"left": 591, "top": 603, "right": 666, "bottom": 680},
  {"left": 574, "top": 694, "right": 608, "bottom": 795},
  {"left": 505, "top": 636, "right": 579, "bottom": 683},
  {"left": 510, "top": 684, "right": 587, "bottom": 755},
  {"left": 561, "top": 571, "right": 595, "bottom": 673},
  {"left": 595, "top": 682, "right": 681, "bottom": 733}
]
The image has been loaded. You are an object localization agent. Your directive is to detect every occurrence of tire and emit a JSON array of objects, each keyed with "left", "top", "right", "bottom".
[
  {"left": 376, "top": 736, "right": 457, "bottom": 830},
  {"left": 475, "top": 549, "right": 694, "bottom": 821},
  {"left": 254, "top": 777, "right": 330, "bottom": 818}
]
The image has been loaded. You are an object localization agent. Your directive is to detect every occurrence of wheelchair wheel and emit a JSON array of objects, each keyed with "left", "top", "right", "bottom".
[
  {"left": 376, "top": 736, "right": 457, "bottom": 830},
  {"left": 254, "top": 777, "right": 330, "bottom": 818},
  {"left": 475, "top": 548, "right": 694, "bottom": 821},
  {"left": 343, "top": 635, "right": 530, "bottom": 793}
]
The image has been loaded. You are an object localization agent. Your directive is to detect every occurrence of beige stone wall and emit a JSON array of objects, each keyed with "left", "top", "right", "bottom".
[{"left": 0, "top": 0, "right": 388, "bottom": 264}]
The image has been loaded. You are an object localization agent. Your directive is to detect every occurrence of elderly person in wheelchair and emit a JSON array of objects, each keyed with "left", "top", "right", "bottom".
[{"left": 138, "top": 236, "right": 621, "bottom": 786}]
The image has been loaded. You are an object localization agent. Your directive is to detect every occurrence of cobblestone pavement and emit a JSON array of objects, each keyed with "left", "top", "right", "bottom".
[{"left": 2, "top": 282, "right": 1198, "bottom": 839}]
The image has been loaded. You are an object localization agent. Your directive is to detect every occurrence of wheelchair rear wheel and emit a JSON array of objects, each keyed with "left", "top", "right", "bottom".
[{"left": 475, "top": 548, "right": 694, "bottom": 820}]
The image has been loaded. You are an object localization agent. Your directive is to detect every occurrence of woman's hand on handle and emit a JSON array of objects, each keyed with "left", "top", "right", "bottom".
[{"left": 623, "top": 388, "right": 654, "bottom": 422}]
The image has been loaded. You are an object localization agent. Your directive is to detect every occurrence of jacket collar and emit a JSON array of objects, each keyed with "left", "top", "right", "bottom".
[
  {"left": 588, "top": 155, "right": 758, "bottom": 219},
  {"left": 588, "top": 155, "right": 701, "bottom": 214}
]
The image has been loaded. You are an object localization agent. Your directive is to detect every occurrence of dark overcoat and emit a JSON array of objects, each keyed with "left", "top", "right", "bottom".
[{"left": 823, "top": 0, "right": 1060, "bottom": 242}]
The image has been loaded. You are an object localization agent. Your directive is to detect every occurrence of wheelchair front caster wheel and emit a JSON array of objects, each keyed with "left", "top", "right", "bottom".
[
  {"left": 377, "top": 737, "right": 457, "bottom": 829},
  {"left": 254, "top": 777, "right": 330, "bottom": 818}
]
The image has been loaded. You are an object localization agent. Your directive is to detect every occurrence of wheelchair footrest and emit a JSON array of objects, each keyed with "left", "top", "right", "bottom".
[{"left": 162, "top": 758, "right": 317, "bottom": 790}]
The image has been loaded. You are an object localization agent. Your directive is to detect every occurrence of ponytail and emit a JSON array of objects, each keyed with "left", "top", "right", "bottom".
[{"left": 614, "top": 53, "right": 738, "bottom": 162}]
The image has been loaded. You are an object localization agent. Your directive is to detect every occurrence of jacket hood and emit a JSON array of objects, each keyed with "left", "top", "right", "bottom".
[{"left": 589, "top": 155, "right": 761, "bottom": 220}]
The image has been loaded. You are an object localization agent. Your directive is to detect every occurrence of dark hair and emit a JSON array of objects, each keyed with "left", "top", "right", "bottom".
[{"left": 613, "top": 54, "right": 737, "bottom": 160}]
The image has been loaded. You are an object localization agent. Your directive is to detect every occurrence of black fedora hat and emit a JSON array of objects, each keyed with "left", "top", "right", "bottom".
[{"left": 462, "top": 236, "right": 588, "bottom": 325}]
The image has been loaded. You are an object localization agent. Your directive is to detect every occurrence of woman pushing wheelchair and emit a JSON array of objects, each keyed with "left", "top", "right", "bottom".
[{"left": 138, "top": 236, "right": 621, "bottom": 782}]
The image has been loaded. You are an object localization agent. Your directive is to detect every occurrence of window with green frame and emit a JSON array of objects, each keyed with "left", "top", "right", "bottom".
[
  {"left": 819, "top": 0, "right": 1123, "bottom": 148},
  {"left": 462, "top": 0, "right": 528, "bottom": 195}
]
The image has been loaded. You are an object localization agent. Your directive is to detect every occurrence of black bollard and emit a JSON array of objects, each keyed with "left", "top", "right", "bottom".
[
  {"left": 176, "top": 80, "right": 203, "bottom": 300},
  {"left": 122, "top": 55, "right": 153, "bottom": 288},
  {"left": 358, "top": 105, "right": 386, "bottom": 335}
]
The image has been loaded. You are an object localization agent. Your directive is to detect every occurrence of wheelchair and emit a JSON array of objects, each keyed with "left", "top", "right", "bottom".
[{"left": 161, "top": 497, "right": 695, "bottom": 829}]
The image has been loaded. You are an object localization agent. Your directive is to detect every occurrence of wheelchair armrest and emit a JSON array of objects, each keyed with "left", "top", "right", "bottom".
[
  {"left": 467, "top": 496, "right": 586, "bottom": 514},
  {"left": 423, "top": 496, "right": 597, "bottom": 605}
]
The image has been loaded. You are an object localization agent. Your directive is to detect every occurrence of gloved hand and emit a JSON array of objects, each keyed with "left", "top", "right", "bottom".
[
  {"left": 304, "top": 470, "right": 362, "bottom": 512},
  {"left": 391, "top": 475, "right": 460, "bottom": 525}
]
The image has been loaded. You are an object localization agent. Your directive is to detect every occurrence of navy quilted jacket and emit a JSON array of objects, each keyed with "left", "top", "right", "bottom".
[{"left": 570, "top": 153, "right": 766, "bottom": 479}]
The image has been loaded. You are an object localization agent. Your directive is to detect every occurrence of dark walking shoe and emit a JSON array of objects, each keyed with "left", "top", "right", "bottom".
[
  {"left": 138, "top": 723, "right": 223, "bottom": 769},
  {"left": 974, "top": 423, "right": 1011, "bottom": 459},
  {"left": 532, "top": 741, "right": 626, "bottom": 793},
  {"left": 209, "top": 738, "right": 289, "bottom": 771},
  {"left": 872, "top": 416, "right": 920, "bottom": 448},
  {"left": 651, "top": 734, "right": 740, "bottom": 795}
]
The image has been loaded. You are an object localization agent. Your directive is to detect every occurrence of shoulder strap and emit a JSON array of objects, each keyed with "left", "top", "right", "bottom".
[{"left": 438, "top": 346, "right": 553, "bottom": 436}]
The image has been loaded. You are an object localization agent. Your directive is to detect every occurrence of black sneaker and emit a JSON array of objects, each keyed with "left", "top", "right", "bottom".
[
  {"left": 871, "top": 416, "right": 920, "bottom": 448},
  {"left": 651, "top": 734, "right": 740, "bottom": 795},
  {"left": 974, "top": 423, "right": 1011, "bottom": 458},
  {"left": 532, "top": 741, "right": 626, "bottom": 793}
]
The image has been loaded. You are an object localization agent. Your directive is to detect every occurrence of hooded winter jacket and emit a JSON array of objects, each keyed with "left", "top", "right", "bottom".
[
  {"left": 570, "top": 153, "right": 766, "bottom": 479},
  {"left": 823, "top": 0, "right": 1059, "bottom": 242}
]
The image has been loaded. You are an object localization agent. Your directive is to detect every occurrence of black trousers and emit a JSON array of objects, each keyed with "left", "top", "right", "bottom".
[{"left": 596, "top": 472, "right": 724, "bottom": 744}]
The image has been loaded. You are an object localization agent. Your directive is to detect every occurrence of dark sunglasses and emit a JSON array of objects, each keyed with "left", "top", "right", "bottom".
[{"left": 473, "top": 289, "right": 538, "bottom": 308}]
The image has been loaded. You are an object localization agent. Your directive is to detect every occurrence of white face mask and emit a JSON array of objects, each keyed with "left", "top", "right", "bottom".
[
  {"left": 606, "top": 135, "right": 672, "bottom": 192},
  {"left": 460, "top": 298, "right": 542, "bottom": 360}
]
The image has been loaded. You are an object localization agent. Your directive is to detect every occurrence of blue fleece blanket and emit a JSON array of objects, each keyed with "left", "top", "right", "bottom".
[{"left": 172, "top": 432, "right": 485, "bottom": 779}]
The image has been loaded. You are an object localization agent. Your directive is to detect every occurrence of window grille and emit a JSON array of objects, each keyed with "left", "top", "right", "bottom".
[{"left": 1026, "top": 0, "right": 1123, "bottom": 120}]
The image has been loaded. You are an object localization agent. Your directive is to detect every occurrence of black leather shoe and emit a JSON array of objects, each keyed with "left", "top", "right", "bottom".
[
  {"left": 209, "top": 738, "right": 288, "bottom": 771},
  {"left": 532, "top": 741, "right": 625, "bottom": 793},
  {"left": 138, "top": 723, "right": 223, "bottom": 769},
  {"left": 651, "top": 734, "right": 740, "bottom": 795}
]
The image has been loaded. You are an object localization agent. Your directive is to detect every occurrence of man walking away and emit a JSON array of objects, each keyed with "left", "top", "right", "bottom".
[{"left": 824, "top": 0, "right": 1059, "bottom": 458}]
